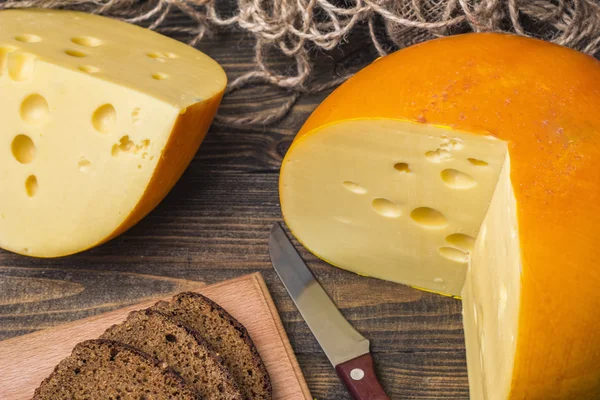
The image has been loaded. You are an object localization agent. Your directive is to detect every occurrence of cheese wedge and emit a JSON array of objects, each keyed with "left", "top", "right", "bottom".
[
  {"left": 280, "top": 33, "right": 600, "bottom": 399},
  {"left": 0, "top": 10, "right": 226, "bottom": 257}
]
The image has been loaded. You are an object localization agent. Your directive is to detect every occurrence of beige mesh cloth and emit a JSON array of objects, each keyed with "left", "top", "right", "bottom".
[{"left": 2, "top": 0, "right": 599, "bottom": 127}]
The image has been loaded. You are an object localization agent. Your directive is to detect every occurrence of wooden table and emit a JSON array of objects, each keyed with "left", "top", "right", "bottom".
[{"left": 0, "top": 20, "right": 468, "bottom": 399}]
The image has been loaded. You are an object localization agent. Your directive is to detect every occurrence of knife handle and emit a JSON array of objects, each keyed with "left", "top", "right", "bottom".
[{"left": 335, "top": 353, "right": 390, "bottom": 400}]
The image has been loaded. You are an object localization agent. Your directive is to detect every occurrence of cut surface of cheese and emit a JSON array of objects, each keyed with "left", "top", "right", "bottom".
[
  {"left": 0, "top": 10, "right": 226, "bottom": 257},
  {"left": 283, "top": 119, "right": 507, "bottom": 296},
  {"left": 462, "top": 155, "right": 521, "bottom": 400},
  {"left": 280, "top": 32, "right": 600, "bottom": 399}
]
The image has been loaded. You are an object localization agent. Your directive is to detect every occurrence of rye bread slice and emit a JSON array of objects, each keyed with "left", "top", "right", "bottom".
[
  {"left": 101, "top": 309, "right": 243, "bottom": 400},
  {"left": 33, "top": 339, "right": 197, "bottom": 400},
  {"left": 153, "top": 292, "right": 272, "bottom": 400}
]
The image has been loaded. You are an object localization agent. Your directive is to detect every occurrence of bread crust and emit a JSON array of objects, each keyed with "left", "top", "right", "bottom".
[
  {"left": 33, "top": 339, "right": 198, "bottom": 400},
  {"left": 101, "top": 308, "right": 244, "bottom": 400},
  {"left": 154, "top": 292, "right": 272, "bottom": 400}
]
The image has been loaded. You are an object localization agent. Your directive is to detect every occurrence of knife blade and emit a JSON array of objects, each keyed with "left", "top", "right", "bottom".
[{"left": 269, "top": 222, "right": 390, "bottom": 400}]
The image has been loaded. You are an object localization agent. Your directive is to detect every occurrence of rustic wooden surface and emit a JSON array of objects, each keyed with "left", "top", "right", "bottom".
[
  {"left": 0, "top": 18, "right": 468, "bottom": 400},
  {"left": 0, "top": 273, "right": 311, "bottom": 400}
]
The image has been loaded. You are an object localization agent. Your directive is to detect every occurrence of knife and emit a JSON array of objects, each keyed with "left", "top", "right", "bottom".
[{"left": 269, "top": 222, "right": 390, "bottom": 400}]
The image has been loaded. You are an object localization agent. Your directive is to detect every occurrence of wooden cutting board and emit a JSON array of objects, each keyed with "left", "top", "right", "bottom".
[{"left": 0, "top": 273, "right": 312, "bottom": 400}]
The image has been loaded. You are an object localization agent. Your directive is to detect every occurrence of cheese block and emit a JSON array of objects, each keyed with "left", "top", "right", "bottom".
[
  {"left": 0, "top": 10, "right": 226, "bottom": 257},
  {"left": 280, "top": 33, "right": 600, "bottom": 399}
]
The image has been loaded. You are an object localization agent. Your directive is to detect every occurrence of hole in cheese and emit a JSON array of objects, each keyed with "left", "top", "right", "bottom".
[
  {"left": 118, "top": 135, "right": 134, "bottom": 152},
  {"left": 132, "top": 107, "right": 142, "bottom": 125},
  {"left": 468, "top": 158, "right": 489, "bottom": 167},
  {"left": 7, "top": 52, "right": 36, "bottom": 81},
  {"left": 65, "top": 49, "right": 88, "bottom": 58},
  {"left": 78, "top": 65, "right": 100, "bottom": 74},
  {"left": 78, "top": 159, "right": 91, "bottom": 173},
  {"left": 71, "top": 36, "right": 103, "bottom": 47},
  {"left": 111, "top": 136, "right": 150, "bottom": 157},
  {"left": 440, "top": 137, "right": 464, "bottom": 151},
  {"left": 438, "top": 247, "right": 469, "bottom": 263},
  {"left": 446, "top": 233, "right": 475, "bottom": 252},
  {"left": 25, "top": 175, "right": 38, "bottom": 197},
  {"left": 0, "top": 45, "right": 17, "bottom": 73},
  {"left": 11, "top": 134, "right": 36, "bottom": 164},
  {"left": 393, "top": 162, "right": 411, "bottom": 173},
  {"left": 441, "top": 169, "right": 477, "bottom": 189},
  {"left": 147, "top": 52, "right": 178, "bottom": 60},
  {"left": 410, "top": 207, "right": 447, "bottom": 228},
  {"left": 92, "top": 104, "right": 116, "bottom": 134},
  {"left": 342, "top": 181, "right": 367, "bottom": 194},
  {"left": 20, "top": 94, "right": 49, "bottom": 126},
  {"left": 147, "top": 52, "right": 163, "bottom": 59},
  {"left": 372, "top": 198, "right": 402, "bottom": 218},
  {"left": 15, "top": 34, "right": 41, "bottom": 43},
  {"left": 425, "top": 148, "right": 452, "bottom": 163},
  {"left": 151, "top": 72, "right": 168, "bottom": 80}
]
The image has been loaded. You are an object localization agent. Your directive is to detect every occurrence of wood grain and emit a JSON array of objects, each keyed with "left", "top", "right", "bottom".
[
  {"left": 0, "top": 17, "right": 469, "bottom": 400},
  {"left": 0, "top": 273, "right": 311, "bottom": 400}
]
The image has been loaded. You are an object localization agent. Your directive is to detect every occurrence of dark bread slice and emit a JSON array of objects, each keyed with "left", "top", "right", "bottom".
[
  {"left": 101, "top": 309, "right": 243, "bottom": 400},
  {"left": 32, "top": 339, "right": 197, "bottom": 400},
  {"left": 153, "top": 292, "right": 272, "bottom": 400}
]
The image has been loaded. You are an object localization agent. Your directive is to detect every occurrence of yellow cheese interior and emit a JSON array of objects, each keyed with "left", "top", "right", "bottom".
[
  {"left": 282, "top": 119, "right": 507, "bottom": 296},
  {"left": 0, "top": 61, "right": 175, "bottom": 256},
  {"left": 0, "top": 10, "right": 225, "bottom": 108},
  {"left": 0, "top": 10, "right": 226, "bottom": 257},
  {"left": 281, "top": 118, "right": 522, "bottom": 399}
]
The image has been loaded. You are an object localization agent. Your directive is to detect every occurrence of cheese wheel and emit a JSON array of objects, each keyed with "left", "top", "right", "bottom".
[
  {"left": 280, "top": 33, "right": 600, "bottom": 399},
  {"left": 0, "top": 10, "right": 226, "bottom": 257}
]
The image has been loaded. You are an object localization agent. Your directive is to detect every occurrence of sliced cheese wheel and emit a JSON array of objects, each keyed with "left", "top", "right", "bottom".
[
  {"left": 0, "top": 10, "right": 226, "bottom": 257},
  {"left": 280, "top": 33, "right": 600, "bottom": 399}
]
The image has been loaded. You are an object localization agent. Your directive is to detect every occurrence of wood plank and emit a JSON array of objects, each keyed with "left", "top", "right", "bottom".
[
  {"left": 0, "top": 267, "right": 202, "bottom": 339},
  {"left": 0, "top": 273, "right": 311, "bottom": 400},
  {"left": 299, "top": 352, "right": 468, "bottom": 399}
]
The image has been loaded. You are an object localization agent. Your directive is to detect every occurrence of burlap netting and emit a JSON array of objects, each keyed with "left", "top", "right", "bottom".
[{"left": 2, "top": 0, "right": 599, "bottom": 127}]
